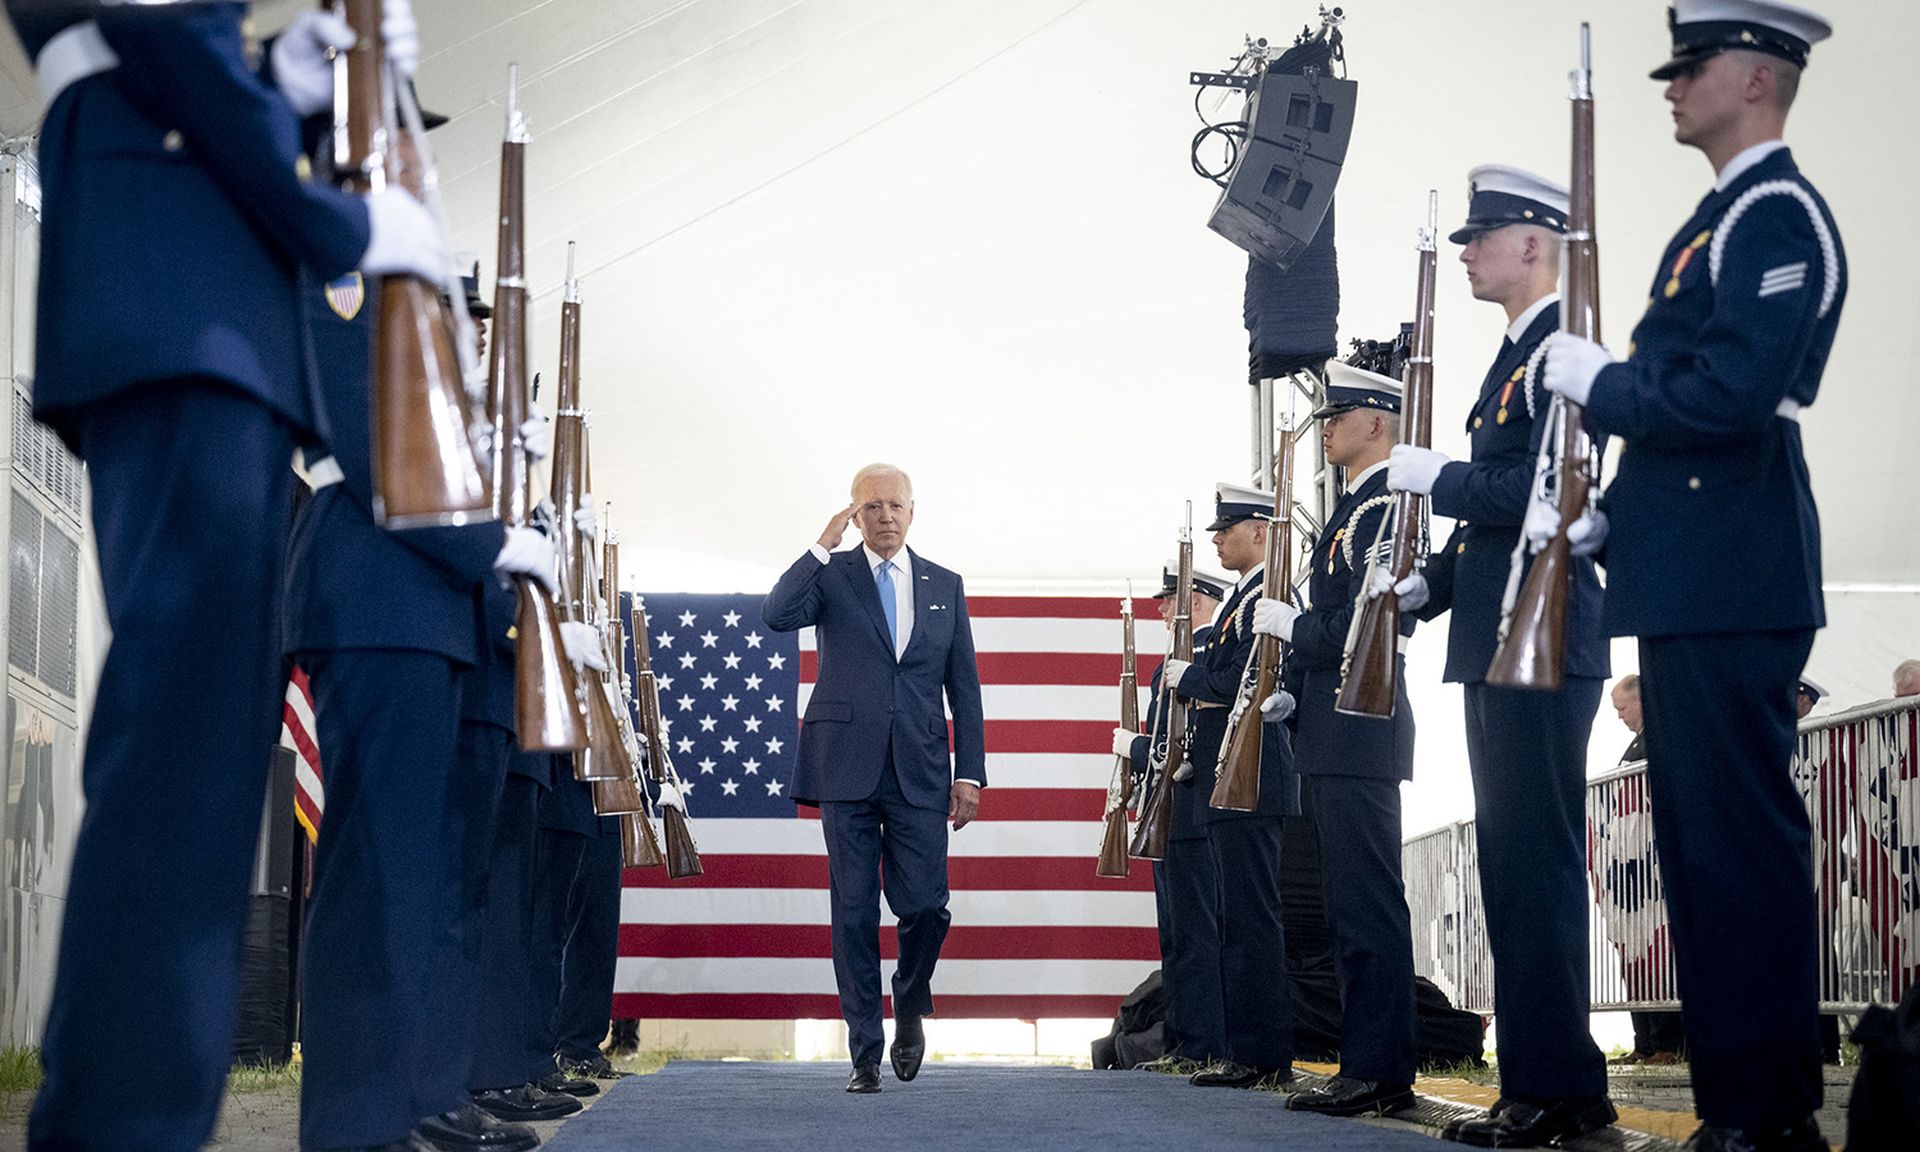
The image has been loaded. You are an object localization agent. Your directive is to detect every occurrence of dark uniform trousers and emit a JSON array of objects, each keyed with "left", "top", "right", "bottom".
[
  {"left": 1463, "top": 679, "right": 1605, "bottom": 1100},
  {"left": 1161, "top": 827, "right": 1225, "bottom": 1062},
  {"left": 1419, "top": 299, "right": 1610, "bottom": 1102},
  {"left": 464, "top": 725, "right": 545, "bottom": 1092},
  {"left": 819, "top": 752, "right": 952, "bottom": 1068},
  {"left": 1299, "top": 774, "right": 1415, "bottom": 1083},
  {"left": 529, "top": 767, "right": 623, "bottom": 1074},
  {"left": 30, "top": 384, "right": 296, "bottom": 1152},
  {"left": 301, "top": 651, "right": 478, "bottom": 1148},
  {"left": 1639, "top": 630, "right": 1819, "bottom": 1127}
]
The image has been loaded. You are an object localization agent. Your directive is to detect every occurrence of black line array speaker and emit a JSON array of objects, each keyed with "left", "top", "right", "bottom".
[{"left": 1208, "top": 72, "right": 1358, "bottom": 272}]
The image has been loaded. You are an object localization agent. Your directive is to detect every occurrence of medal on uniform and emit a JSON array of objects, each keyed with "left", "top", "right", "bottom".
[
  {"left": 1327, "top": 528, "right": 1344, "bottom": 574},
  {"left": 1663, "top": 230, "right": 1712, "bottom": 299},
  {"left": 1496, "top": 364, "right": 1523, "bottom": 425}
]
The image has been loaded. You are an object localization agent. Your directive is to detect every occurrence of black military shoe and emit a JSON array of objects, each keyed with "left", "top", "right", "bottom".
[
  {"left": 1445, "top": 1096, "right": 1617, "bottom": 1146},
  {"left": 1682, "top": 1116, "right": 1827, "bottom": 1152},
  {"left": 471, "top": 1083, "right": 582, "bottom": 1122},
  {"left": 1188, "top": 1061, "right": 1293, "bottom": 1089},
  {"left": 890, "top": 1015, "right": 926, "bottom": 1082},
  {"left": 556, "top": 1052, "right": 631, "bottom": 1080},
  {"left": 1285, "top": 1075, "right": 1415, "bottom": 1117},
  {"left": 847, "top": 1063, "right": 883, "bottom": 1093},
  {"left": 534, "top": 1069, "right": 598, "bottom": 1098},
  {"left": 414, "top": 1104, "right": 539, "bottom": 1152}
]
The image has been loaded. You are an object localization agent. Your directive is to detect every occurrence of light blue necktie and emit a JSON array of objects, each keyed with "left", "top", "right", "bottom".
[{"left": 875, "top": 559, "right": 898, "bottom": 654}]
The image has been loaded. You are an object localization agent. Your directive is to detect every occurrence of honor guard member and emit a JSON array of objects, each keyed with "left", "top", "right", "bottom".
[
  {"left": 288, "top": 229, "right": 558, "bottom": 1150},
  {"left": 1386, "top": 167, "right": 1616, "bottom": 1146},
  {"left": 1114, "top": 563, "right": 1227, "bottom": 1068},
  {"left": 1254, "top": 359, "right": 1418, "bottom": 1117},
  {"left": 1540, "top": 3, "right": 1846, "bottom": 1148},
  {"left": 1159, "top": 485, "right": 1300, "bottom": 1089},
  {"left": 5, "top": 4, "right": 444, "bottom": 1149}
]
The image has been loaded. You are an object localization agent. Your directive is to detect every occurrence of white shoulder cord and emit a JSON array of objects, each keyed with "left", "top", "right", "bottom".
[{"left": 1709, "top": 180, "right": 1840, "bottom": 319}]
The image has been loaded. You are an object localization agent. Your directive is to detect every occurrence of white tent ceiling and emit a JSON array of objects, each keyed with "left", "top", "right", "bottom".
[{"left": 0, "top": 1, "right": 1914, "bottom": 827}]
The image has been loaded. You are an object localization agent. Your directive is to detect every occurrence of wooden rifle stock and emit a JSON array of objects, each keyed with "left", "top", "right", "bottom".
[
  {"left": 1129, "top": 507, "right": 1193, "bottom": 861},
  {"left": 1096, "top": 593, "right": 1138, "bottom": 878},
  {"left": 1213, "top": 428, "right": 1296, "bottom": 810},
  {"left": 1487, "top": 25, "right": 1602, "bottom": 691},
  {"left": 1336, "top": 192, "right": 1439, "bottom": 719},
  {"left": 483, "top": 65, "right": 587, "bottom": 753},
  {"left": 337, "top": 0, "right": 491, "bottom": 528}
]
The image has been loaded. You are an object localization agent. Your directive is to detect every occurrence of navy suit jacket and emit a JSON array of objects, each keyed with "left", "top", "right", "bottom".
[
  {"left": 1419, "top": 301, "right": 1608, "bottom": 683},
  {"left": 283, "top": 276, "right": 499, "bottom": 666},
  {"left": 1584, "top": 147, "right": 1843, "bottom": 638},
  {"left": 762, "top": 547, "right": 986, "bottom": 812},
  {"left": 19, "top": 3, "right": 369, "bottom": 450}
]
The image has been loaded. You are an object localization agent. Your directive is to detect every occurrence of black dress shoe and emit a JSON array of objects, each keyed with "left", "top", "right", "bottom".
[
  {"left": 847, "top": 1063, "right": 883, "bottom": 1093},
  {"left": 472, "top": 1083, "right": 582, "bottom": 1122},
  {"left": 534, "top": 1070, "right": 598, "bottom": 1098},
  {"left": 557, "top": 1052, "right": 631, "bottom": 1080},
  {"left": 890, "top": 1015, "right": 926, "bottom": 1082},
  {"left": 1188, "top": 1061, "right": 1294, "bottom": 1089},
  {"left": 414, "top": 1105, "right": 539, "bottom": 1152},
  {"left": 1445, "top": 1096, "right": 1617, "bottom": 1147},
  {"left": 1682, "top": 1117, "right": 1827, "bottom": 1152},
  {"left": 1285, "top": 1075, "right": 1415, "bottom": 1117}
]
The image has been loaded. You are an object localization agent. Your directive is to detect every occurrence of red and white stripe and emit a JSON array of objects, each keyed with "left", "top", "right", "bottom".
[
  {"left": 280, "top": 666, "right": 325, "bottom": 841},
  {"left": 614, "top": 595, "right": 1168, "bottom": 1019}
]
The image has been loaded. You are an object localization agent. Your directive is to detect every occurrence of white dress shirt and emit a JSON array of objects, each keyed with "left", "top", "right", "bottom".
[
  {"left": 809, "top": 541, "right": 914, "bottom": 658},
  {"left": 1714, "top": 139, "right": 1787, "bottom": 192},
  {"left": 1506, "top": 291, "right": 1559, "bottom": 344}
]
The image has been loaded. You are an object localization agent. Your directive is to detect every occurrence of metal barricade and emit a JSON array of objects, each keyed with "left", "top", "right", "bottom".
[{"left": 1407, "top": 695, "right": 1920, "bottom": 1015}]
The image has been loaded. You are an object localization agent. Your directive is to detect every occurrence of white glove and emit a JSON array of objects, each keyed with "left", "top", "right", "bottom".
[
  {"left": 1388, "top": 444, "right": 1450, "bottom": 496},
  {"left": 519, "top": 406, "right": 552, "bottom": 461},
  {"left": 633, "top": 729, "right": 650, "bottom": 751},
  {"left": 492, "top": 526, "right": 557, "bottom": 596},
  {"left": 270, "top": 10, "right": 355, "bottom": 117},
  {"left": 1252, "top": 597, "right": 1300, "bottom": 642},
  {"left": 574, "top": 498, "right": 598, "bottom": 541},
  {"left": 1567, "top": 509, "right": 1609, "bottom": 558},
  {"left": 1392, "top": 573, "right": 1430, "bottom": 612},
  {"left": 1522, "top": 498, "right": 1561, "bottom": 547},
  {"left": 656, "top": 779, "right": 686, "bottom": 811},
  {"left": 383, "top": 0, "right": 420, "bottom": 80},
  {"left": 1162, "top": 659, "right": 1194, "bottom": 693},
  {"left": 560, "top": 620, "right": 608, "bottom": 673},
  {"left": 1260, "top": 691, "right": 1296, "bottom": 724},
  {"left": 359, "top": 190, "right": 446, "bottom": 282},
  {"left": 1542, "top": 332, "right": 1613, "bottom": 408},
  {"left": 1111, "top": 728, "right": 1139, "bottom": 759}
]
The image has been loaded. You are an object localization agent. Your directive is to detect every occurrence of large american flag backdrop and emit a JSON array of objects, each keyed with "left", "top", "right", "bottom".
[{"left": 612, "top": 591, "right": 1166, "bottom": 1020}]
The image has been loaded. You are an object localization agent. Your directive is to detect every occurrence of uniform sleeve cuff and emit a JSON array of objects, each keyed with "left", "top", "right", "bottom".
[
  {"left": 808, "top": 543, "right": 831, "bottom": 564},
  {"left": 1428, "top": 461, "right": 1465, "bottom": 519},
  {"left": 1582, "top": 364, "right": 1630, "bottom": 436}
]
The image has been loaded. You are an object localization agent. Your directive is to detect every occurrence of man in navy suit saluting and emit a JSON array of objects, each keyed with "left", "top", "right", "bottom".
[{"left": 764, "top": 463, "right": 987, "bottom": 1095}]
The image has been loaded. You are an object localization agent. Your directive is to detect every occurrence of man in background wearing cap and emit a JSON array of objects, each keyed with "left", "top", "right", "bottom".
[
  {"left": 1158, "top": 486, "right": 1300, "bottom": 1089},
  {"left": 1253, "top": 355, "right": 1418, "bottom": 1117},
  {"left": 1116, "top": 564, "right": 1226, "bottom": 1069},
  {"left": 1542, "top": 3, "right": 1846, "bottom": 1147},
  {"left": 1388, "top": 166, "right": 1615, "bottom": 1146}
]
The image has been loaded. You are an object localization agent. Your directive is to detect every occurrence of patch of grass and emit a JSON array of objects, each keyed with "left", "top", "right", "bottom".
[
  {"left": 1421, "top": 1058, "right": 1498, "bottom": 1086},
  {"left": 227, "top": 1060, "right": 301, "bottom": 1094},
  {"left": 0, "top": 1047, "right": 41, "bottom": 1094}
]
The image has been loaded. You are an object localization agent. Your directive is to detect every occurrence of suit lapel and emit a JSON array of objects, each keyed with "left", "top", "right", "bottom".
[
  {"left": 838, "top": 549, "right": 897, "bottom": 658},
  {"left": 902, "top": 548, "right": 934, "bottom": 659}
]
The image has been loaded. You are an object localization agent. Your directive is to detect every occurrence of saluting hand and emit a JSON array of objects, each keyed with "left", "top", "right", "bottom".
[
  {"left": 950, "top": 780, "right": 981, "bottom": 831},
  {"left": 817, "top": 503, "right": 858, "bottom": 551}
]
